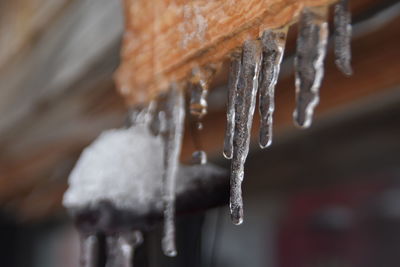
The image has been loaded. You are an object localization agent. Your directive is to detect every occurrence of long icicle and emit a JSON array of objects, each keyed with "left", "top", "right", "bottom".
[
  {"left": 258, "top": 28, "right": 287, "bottom": 148},
  {"left": 293, "top": 7, "right": 329, "bottom": 128},
  {"left": 161, "top": 85, "right": 185, "bottom": 256},
  {"left": 80, "top": 234, "right": 98, "bottom": 267},
  {"left": 230, "top": 40, "right": 262, "bottom": 225},
  {"left": 223, "top": 51, "right": 242, "bottom": 159},
  {"left": 334, "top": 0, "right": 353, "bottom": 75}
]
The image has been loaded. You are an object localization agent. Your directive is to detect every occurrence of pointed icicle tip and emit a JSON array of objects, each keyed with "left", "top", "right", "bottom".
[
  {"left": 80, "top": 234, "right": 98, "bottom": 267},
  {"left": 229, "top": 39, "right": 262, "bottom": 225},
  {"left": 160, "top": 85, "right": 185, "bottom": 257},
  {"left": 258, "top": 28, "right": 287, "bottom": 149},
  {"left": 223, "top": 52, "right": 242, "bottom": 160}
]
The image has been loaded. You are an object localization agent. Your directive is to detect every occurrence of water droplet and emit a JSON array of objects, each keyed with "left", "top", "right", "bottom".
[
  {"left": 192, "top": 150, "right": 207, "bottom": 165},
  {"left": 159, "top": 85, "right": 185, "bottom": 257}
]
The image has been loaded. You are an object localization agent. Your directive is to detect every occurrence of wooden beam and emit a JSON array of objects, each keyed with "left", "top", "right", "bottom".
[{"left": 115, "top": 0, "right": 337, "bottom": 105}]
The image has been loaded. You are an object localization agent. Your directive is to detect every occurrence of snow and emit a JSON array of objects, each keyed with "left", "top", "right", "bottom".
[{"left": 63, "top": 124, "right": 164, "bottom": 214}]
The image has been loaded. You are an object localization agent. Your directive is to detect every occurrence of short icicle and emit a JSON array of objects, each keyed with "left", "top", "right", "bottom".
[
  {"left": 189, "top": 67, "right": 214, "bottom": 165},
  {"left": 293, "top": 7, "right": 329, "bottom": 128},
  {"left": 223, "top": 52, "right": 242, "bottom": 160},
  {"left": 230, "top": 40, "right": 262, "bottom": 225},
  {"left": 334, "top": 0, "right": 353, "bottom": 75},
  {"left": 105, "top": 231, "right": 143, "bottom": 267},
  {"left": 80, "top": 234, "right": 98, "bottom": 267},
  {"left": 160, "top": 85, "right": 185, "bottom": 256},
  {"left": 258, "top": 28, "right": 288, "bottom": 148}
]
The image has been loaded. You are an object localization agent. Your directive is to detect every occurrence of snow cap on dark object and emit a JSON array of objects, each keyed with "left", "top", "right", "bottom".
[{"left": 63, "top": 124, "right": 228, "bottom": 233}]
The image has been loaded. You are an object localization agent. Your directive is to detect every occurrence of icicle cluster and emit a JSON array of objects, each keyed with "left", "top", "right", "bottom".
[
  {"left": 67, "top": 2, "right": 353, "bottom": 263},
  {"left": 259, "top": 28, "right": 288, "bottom": 148},
  {"left": 223, "top": 0, "right": 353, "bottom": 224},
  {"left": 65, "top": 85, "right": 187, "bottom": 265}
]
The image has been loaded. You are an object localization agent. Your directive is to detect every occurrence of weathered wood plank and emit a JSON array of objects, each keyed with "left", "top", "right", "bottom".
[{"left": 115, "top": 0, "right": 337, "bottom": 105}]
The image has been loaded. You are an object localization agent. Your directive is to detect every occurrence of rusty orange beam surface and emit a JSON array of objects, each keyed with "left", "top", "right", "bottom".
[{"left": 115, "top": 0, "right": 336, "bottom": 105}]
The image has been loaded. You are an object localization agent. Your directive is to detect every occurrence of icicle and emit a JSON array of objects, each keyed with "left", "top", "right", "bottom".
[
  {"left": 189, "top": 67, "right": 214, "bottom": 165},
  {"left": 106, "top": 231, "right": 143, "bottom": 267},
  {"left": 293, "top": 7, "right": 329, "bottom": 128},
  {"left": 159, "top": 85, "right": 185, "bottom": 257},
  {"left": 80, "top": 234, "right": 98, "bottom": 267},
  {"left": 334, "top": 0, "right": 353, "bottom": 76},
  {"left": 223, "top": 52, "right": 241, "bottom": 159},
  {"left": 258, "top": 28, "right": 287, "bottom": 148},
  {"left": 230, "top": 40, "right": 262, "bottom": 225}
]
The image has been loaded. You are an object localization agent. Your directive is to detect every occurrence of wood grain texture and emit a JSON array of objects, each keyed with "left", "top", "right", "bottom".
[{"left": 115, "top": 0, "right": 337, "bottom": 105}]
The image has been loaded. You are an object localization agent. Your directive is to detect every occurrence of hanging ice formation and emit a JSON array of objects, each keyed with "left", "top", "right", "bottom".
[
  {"left": 155, "top": 86, "right": 185, "bottom": 257},
  {"left": 334, "top": 0, "right": 353, "bottom": 76},
  {"left": 258, "top": 28, "right": 288, "bottom": 148},
  {"left": 189, "top": 67, "right": 215, "bottom": 165},
  {"left": 223, "top": 51, "right": 241, "bottom": 160},
  {"left": 63, "top": 85, "right": 188, "bottom": 263},
  {"left": 223, "top": 2, "right": 352, "bottom": 224},
  {"left": 229, "top": 40, "right": 262, "bottom": 225},
  {"left": 64, "top": 1, "right": 354, "bottom": 263},
  {"left": 293, "top": 7, "right": 329, "bottom": 128}
]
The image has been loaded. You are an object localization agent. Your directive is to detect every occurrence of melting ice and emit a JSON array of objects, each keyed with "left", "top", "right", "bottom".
[
  {"left": 293, "top": 7, "right": 329, "bottom": 128},
  {"left": 189, "top": 67, "right": 214, "bottom": 165},
  {"left": 334, "top": 0, "right": 353, "bottom": 75},
  {"left": 258, "top": 28, "right": 287, "bottom": 148},
  {"left": 157, "top": 86, "right": 185, "bottom": 257},
  {"left": 65, "top": 2, "right": 355, "bottom": 263},
  {"left": 230, "top": 40, "right": 262, "bottom": 225}
]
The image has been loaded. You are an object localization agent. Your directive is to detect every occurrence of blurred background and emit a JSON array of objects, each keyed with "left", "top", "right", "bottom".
[{"left": 1, "top": 0, "right": 400, "bottom": 266}]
